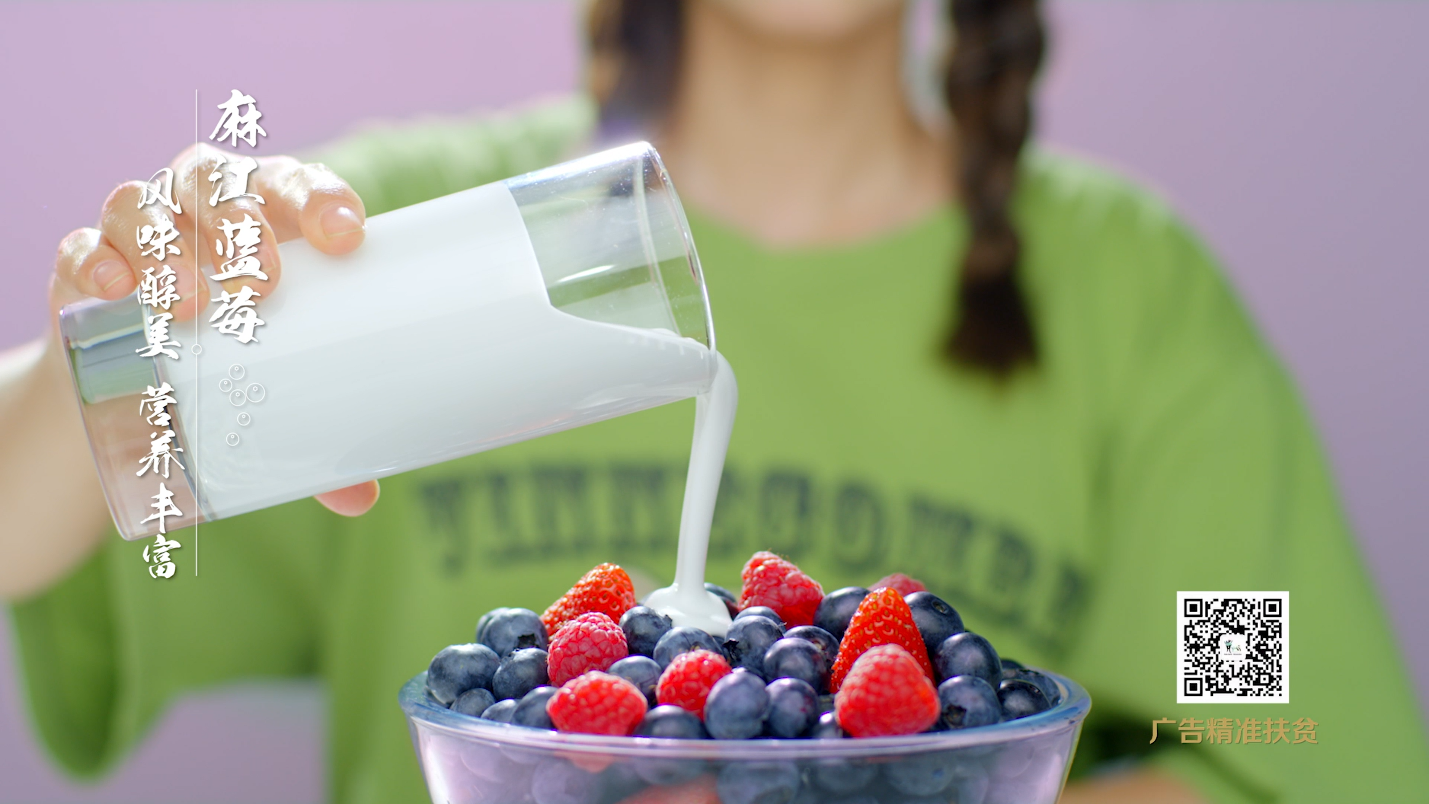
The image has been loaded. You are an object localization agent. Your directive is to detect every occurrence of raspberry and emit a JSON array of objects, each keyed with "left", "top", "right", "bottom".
[
  {"left": 656, "top": 649, "right": 731, "bottom": 717},
  {"left": 739, "top": 551, "right": 824, "bottom": 627},
  {"left": 828, "top": 587, "right": 935, "bottom": 692},
  {"left": 547, "top": 671, "right": 648, "bottom": 736},
  {"left": 541, "top": 563, "right": 637, "bottom": 634},
  {"left": 547, "top": 612, "right": 628, "bottom": 687},
  {"left": 871, "top": 572, "right": 926, "bottom": 596},
  {"left": 834, "top": 645, "right": 941, "bottom": 737}
]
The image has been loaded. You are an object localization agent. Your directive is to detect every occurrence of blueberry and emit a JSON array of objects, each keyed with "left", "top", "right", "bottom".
[
  {"left": 706, "top": 582, "right": 741, "bottom": 617},
  {"left": 998, "top": 678, "right": 1051, "bottom": 720},
  {"left": 475, "top": 607, "right": 502, "bottom": 643},
  {"left": 783, "top": 626, "right": 838, "bottom": 671},
  {"left": 734, "top": 606, "right": 785, "bottom": 627},
  {"left": 932, "top": 632, "right": 1002, "bottom": 685},
  {"left": 530, "top": 757, "right": 600, "bottom": 804},
  {"left": 936, "top": 675, "right": 1000, "bottom": 729},
  {"left": 1000, "top": 656, "right": 1026, "bottom": 673},
  {"left": 904, "top": 592, "right": 964, "bottom": 654},
  {"left": 716, "top": 761, "right": 800, "bottom": 804},
  {"left": 653, "top": 626, "right": 723, "bottom": 669},
  {"left": 632, "top": 755, "right": 707, "bottom": 787},
  {"left": 481, "top": 698, "right": 519, "bottom": 723},
  {"left": 608, "top": 655, "right": 662, "bottom": 706},
  {"left": 814, "top": 587, "right": 868, "bottom": 639},
  {"left": 426, "top": 643, "right": 501, "bottom": 705},
  {"left": 810, "top": 711, "right": 845, "bottom": 739},
  {"left": 762, "top": 638, "right": 828, "bottom": 692},
  {"left": 512, "top": 685, "right": 559, "bottom": 729},
  {"left": 452, "top": 687, "right": 496, "bottom": 717},
  {"left": 764, "top": 677, "right": 818, "bottom": 738},
  {"left": 704, "top": 669, "right": 769, "bottom": 739},
  {"left": 950, "top": 763, "right": 991, "bottom": 804},
  {"left": 632, "top": 706, "right": 709, "bottom": 785},
  {"left": 493, "top": 647, "right": 550, "bottom": 700},
  {"left": 884, "top": 752, "right": 955, "bottom": 797},
  {"left": 1009, "top": 668, "right": 1061, "bottom": 706},
  {"left": 817, "top": 694, "right": 836, "bottom": 715},
  {"left": 597, "top": 762, "right": 646, "bottom": 803},
  {"left": 723, "top": 616, "right": 785, "bottom": 677},
  {"left": 478, "top": 608, "right": 549, "bottom": 657},
  {"left": 634, "top": 705, "right": 709, "bottom": 739},
  {"left": 810, "top": 739, "right": 878, "bottom": 795},
  {"left": 619, "top": 606, "right": 673, "bottom": 658}
]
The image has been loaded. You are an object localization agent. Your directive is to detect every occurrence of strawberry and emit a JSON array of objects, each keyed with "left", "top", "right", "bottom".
[
  {"left": 871, "top": 572, "right": 926, "bottom": 596},
  {"left": 834, "top": 644, "right": 940, "bottom": 737},
  {"left": 656, "top": 649, "right": 731, "bottom": 716},
  {"left": 547, "top": 612, "right": 628, "bottom": 687},
  {"left": 541, "top": 563, "right": 637, "bottom": 634},
  {"left": 739, "top": 551, "right": 823, "bottom": 627},
  {"left": 828, "top": 587, "right": 935, "bottom": 692},
  {"left": 547, "top": 671, "right": 648, "bottom": 736}
]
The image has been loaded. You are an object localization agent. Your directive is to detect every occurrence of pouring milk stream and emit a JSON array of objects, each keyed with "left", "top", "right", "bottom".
[{"left": 643, "top": 353, "right": 738, "bottom": 637}]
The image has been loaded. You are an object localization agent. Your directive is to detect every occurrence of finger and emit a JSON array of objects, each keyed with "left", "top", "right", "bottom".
[
  {"left": 314, "top": 480, "right": 380, "bottom": 517},
  {"left": 55, "top": 227, "right": 136, "bottom": 301},
  {"left": 97, "top": 181, "right": 209, "bottom": 322},
  {"left": 171, "top": 144, "right": 283, "bottom": 299},
  {"left": 251, "top": 156, "right": 366, "bottom": 255}
]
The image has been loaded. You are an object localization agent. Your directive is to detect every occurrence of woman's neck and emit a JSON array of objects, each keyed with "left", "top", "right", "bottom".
[{"left": 656, "top": 0, "right": 951, "bottom": 247}]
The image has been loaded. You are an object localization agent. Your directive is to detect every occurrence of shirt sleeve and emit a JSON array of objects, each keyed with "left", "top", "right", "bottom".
[
  {"left": 8, "top": 497, "right": 338, "bottom": 778},
  {"left": 1060, "top": 195, "right": 1429, "bottom": 801},
  {"left": 7, "top": 97, "right": 599, "bottom": 779},
  {"left": 302, "top": 95, "right": 596, "bottom": 217}
]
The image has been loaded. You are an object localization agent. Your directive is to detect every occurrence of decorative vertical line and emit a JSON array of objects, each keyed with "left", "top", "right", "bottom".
[{"left": 194, "top": 88, "right": 200, "bottom": 576}]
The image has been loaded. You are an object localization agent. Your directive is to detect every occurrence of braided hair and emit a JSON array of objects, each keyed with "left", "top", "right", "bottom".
[{"left": 586, "top": 0, "right": 1046, "bottom": 376}]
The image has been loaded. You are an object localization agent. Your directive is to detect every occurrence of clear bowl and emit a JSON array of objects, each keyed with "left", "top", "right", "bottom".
[{"left": 399, "top": 669, "right": 1090, "bottom": 804}]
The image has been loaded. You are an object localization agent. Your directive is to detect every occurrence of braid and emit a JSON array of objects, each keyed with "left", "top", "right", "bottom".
[
  {"left": 943, "top": 0, "right": 1046, "bottom": 376},
  {"left": 585, "top": 0, "right": 1047, "bottom": 376},
  {"left": 586, "top": 0, "right": 685, "bottom": 143}
]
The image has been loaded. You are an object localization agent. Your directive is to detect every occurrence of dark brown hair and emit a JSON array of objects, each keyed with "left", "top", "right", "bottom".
[{"left": 587, "top": 0, "right": 1046, "bottom": 376}]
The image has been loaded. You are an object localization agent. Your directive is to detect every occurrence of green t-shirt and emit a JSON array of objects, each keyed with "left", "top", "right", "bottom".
[{"left": 11, "top": 97, "right": 1427, "bottom": 803}]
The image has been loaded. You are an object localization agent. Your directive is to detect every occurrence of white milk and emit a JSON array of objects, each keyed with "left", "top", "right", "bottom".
[
  {"left": 159, "top": 183, "right": 718, "bottom": 523},
  {"left": 643, "top": 354, "right": 737, "bottom": 637}
]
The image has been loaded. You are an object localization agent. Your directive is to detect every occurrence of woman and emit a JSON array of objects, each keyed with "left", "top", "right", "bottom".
[{"left": 2, "top": 1, "right": 1425, "bottom": 802}]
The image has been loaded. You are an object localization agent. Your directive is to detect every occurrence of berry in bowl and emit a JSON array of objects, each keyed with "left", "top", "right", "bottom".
[{"left": 400, "top": 554, "right": 1091, "bottom": 804}]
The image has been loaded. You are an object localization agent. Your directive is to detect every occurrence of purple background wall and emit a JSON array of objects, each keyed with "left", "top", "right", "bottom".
[{"left": 1, "top": 1, "right": 1424, "bottom": 800}]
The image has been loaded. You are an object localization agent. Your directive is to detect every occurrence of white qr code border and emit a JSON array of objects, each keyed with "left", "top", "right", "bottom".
[{"left": 1177, "top": 591, "right": 1289, "bottom": 704}]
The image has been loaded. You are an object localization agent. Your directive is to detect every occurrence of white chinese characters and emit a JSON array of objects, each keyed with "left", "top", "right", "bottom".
[
  {"left": 205, "top": 89, "right": 269, "bottom": 345},
  {"left": 209, "top": 89, "right": 267, "bottom": 148},
  {"left": 142, "top": 534, "right": 183, "bottom": 579}
]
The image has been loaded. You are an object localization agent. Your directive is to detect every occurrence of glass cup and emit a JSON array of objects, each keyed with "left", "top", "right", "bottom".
[
  {"left": 399, "top": 669, "right": 1091, "bottom": 804},
  {"left": 60, "top": 142, "right": 715, "bottom": 540}
]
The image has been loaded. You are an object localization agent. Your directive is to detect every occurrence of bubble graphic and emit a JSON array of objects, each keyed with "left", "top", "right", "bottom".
[
  {"left": 237, "top": 412, "right": 251, "bottom": 426},
  {"left": 229, "top": 364, "right": 246, "bottom": 380},
  {"left": 229, "top": 389, "right": 247, "bottom": 407},
  {"left": 219, "top": 378, "right": 233, "bottom": 393},
  {"left": 226, "top": 433, "right": 240, "bottom": 447},
  {"left": 191, "top": 344, "right": 203, "bottom": 355},
  {"left": 246, "top": 383, "right": 266, "bottom": 403}
]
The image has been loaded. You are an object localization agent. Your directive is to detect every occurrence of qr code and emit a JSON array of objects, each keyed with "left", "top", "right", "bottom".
[{"left": 1177, "top": 592, "right": 1289, "bottom": 703}]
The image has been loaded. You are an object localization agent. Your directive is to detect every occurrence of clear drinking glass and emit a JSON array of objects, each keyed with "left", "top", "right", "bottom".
[
  {"left": 59, "top": 142, "right": 715, "bottom": 540},
  {"left": 399, "top": 669, "right": 1091, "bottom": 804}
]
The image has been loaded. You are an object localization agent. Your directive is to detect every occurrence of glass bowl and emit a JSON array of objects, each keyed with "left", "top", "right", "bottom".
[{"left": 400, "top": 669, "right": 1090, "bottom": 804}]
